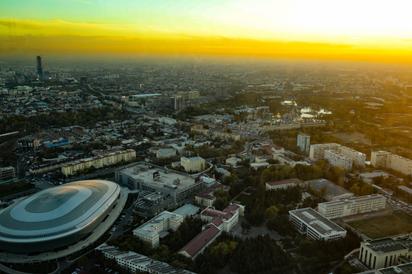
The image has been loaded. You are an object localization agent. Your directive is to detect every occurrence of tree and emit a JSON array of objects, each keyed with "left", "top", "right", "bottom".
[{"left": 265, "top": 205, "right": 279, "bottom": 219}]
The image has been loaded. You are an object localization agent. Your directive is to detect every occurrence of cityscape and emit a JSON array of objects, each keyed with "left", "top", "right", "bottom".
[{"left": 1, "top": 1, "right": 412, "bottom": 274}]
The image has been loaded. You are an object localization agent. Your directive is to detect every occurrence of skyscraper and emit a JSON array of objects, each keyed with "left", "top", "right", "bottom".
[{"left": 36, "top": 55, "right": 43, "bottom": 81}]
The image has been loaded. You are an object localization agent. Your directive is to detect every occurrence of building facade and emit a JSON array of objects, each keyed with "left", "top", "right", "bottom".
[
  {"left": 297, "top": 133, "right": 311, "bottom": 154},
  {"left": 133, "top": 211, "right": 184, "bottom": 248},
  {"left": 359, "top": 235, "right": 412, "bottom": 269},
  {"left": 309, "top": 143, "right": 366, "bottom": 170},
  {"left": 181, "top": 156, "right": 206, "bottom": 173},
  {"left": 289, "top": 207, "right": 347, "bottom": 241},
  {"left": 317, "top": 194, "right": 386, "bottom": 219},
  {"left": 371, "top": 151, "right": 412, "bottom": 176},
  {"left": 61, "top": 149, "right": 136, "bottom": 177}
]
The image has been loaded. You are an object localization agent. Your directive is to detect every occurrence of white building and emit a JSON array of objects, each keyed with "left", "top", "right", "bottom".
[
  {"left": 225, "top": 156, "right": 241, "bottom": 167},
  {"left": 309, "top": 143, "right": 366, "bottom": 170},
  {"left": 297, "top": 133, "right": 311, "bottom": 154},
  {"left": 181, "top": 156, "right": 206, "bottom": 173},
  {"left": 96, "top": 243, "right": 194, "bottom": 274},
  {"left": 289, "top": 207, "right": 347, "bottom": 241},
  {"left": 371, "top": 151, "right": 412, "bottom": 176},
  {"left": 359, "top": 235, "right": 412, "bottom": 269},
  {"left": 317, "top": 194, "right": 386, "bottom": 219},
  {"left": 133, "top": 211, "right": 183, "bottom": 248},
  {"left": 156, "top": 148, "right": 177, "bottom": 159}
]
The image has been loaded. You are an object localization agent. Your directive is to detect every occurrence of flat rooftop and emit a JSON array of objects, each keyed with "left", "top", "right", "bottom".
[
  {"left": 121, "top": 164, "right": 196, "bottom": 191},
  {"left": 290, "top": 207, "right": 346, "bottom": 236},
  {"left": 365, "top": 235, "right": 412, "bottom": 253},
  {"left": 379, "top": 262, "right": 412, "bottom": 274}
]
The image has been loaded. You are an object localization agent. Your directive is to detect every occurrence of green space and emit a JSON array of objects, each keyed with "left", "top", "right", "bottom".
[{"left": 348, "top": 211, "right": 412, "bottom": 239}]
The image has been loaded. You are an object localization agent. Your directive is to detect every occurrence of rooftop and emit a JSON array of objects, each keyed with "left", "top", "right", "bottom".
[
  {"left": 120, "top": 164, "right": 196, "bottom": 191},
  {"left": 180, "top": 224, "right": 221, "bottom": 258},
  {"left": 364, "top": 235, "right": 412, "bottom": 253},
  {"left": 289, "top": 207, "right": 346, "bottom": 236}
]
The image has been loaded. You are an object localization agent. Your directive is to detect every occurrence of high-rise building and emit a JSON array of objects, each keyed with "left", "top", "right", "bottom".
[
  {"left": 36, "top": 55, "right": 44, "bottom": 81},
  {"left": 297, "top": 133, "right": 311, "bottom": 154}
]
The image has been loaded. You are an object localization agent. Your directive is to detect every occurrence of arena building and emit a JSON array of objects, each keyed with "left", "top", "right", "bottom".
[{"left": 0, "top": 180, "right": 126, "bottom": 262}]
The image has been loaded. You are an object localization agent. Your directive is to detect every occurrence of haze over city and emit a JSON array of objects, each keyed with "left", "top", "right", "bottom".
[{"left": 1, "top": 1, "right": 412, "bottom": 274}]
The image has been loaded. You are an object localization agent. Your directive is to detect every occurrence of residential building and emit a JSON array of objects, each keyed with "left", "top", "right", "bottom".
[
  {"left": 181, "top": 156, "right": 206, "bottom": 173},
  {"left": 359, "top": 235, "right": 412, "bottom": 269},
  {"left": 309, "top": 143, "right": 366, "bottom": 170},
  {"left": 289, "top": 207, "right": 347, "bottom": 241},
  {"left": 133, "top": 211, "right": 184, "bottom": 248},
  {"left": 265, "top": 178, "right": 306, "bottom": 191},
  {"left": 371, "top": 151, "right": 412, "bottom": 176},
  {"left": 61, "top": 149, "right": 136, "bottom": 177},
  {"left": 317, "top": 194, "right": 386, "bottom": 219},
  {"left": 297, "top": 133, "right": 311, "bottom": 154}
]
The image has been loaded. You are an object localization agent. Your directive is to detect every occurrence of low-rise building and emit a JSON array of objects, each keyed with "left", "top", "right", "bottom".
[
  {"left": 96, "top": 243, "right": 194, "bottom": 274},
  {"left": 307, "top": 178, "right": 354, "bottom": 201},
  {"left": 226, "top": 156, "right": 242, "bottom": 167},
  {"left": 356, "top": 262, "right": 412, "bottom": 274},
  {"left": 156, "top": 147, "right": 177, "bottom": 159},
  {"left": 317, "top": 194, "right": 386, "bottom": 219},
  {"left": 179, "top": 203, "right": 243, "bottom": 259},
  {"left": 116, "top": 163, "right": 203, "bottom": 206},
  {"left": 265, "top": 178, "right": 305, "bottom": 191},
  {"left": 359, "top": 235, "right": 412, "bottom": 269},
  {"left": 133, "top": 211, "right": 184, "bottom": 248},
  {"left": 181, "top": 156, "right": 206, "bottom": 173},
  {"left": 289, "top": 207, "right": 347, "bottom": 241}
]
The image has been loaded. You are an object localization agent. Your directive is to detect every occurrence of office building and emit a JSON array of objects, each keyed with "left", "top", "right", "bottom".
[
  {"left": 371, "top": 151, "right": 412, "bottom": 176},
  {"left": 116, "top": 163, "right": 203, "bottom": 205},
  {"left": 297, "top": 133, "right": 311, "bottom": 154},
  {"left": 359, "top": 235, "right": 412, "bottom": 269},
  {"left": 289, "top": 207, "right": 347, "bottom": 241},
  {"left": 317, "top": 194, "right": 386, "bottom": 219},
  {"left": 36, "top": 55, "right": 44, "bottom": 81},
  {"left": 265, "top": 178, "right": 305, "bottom": 191}
]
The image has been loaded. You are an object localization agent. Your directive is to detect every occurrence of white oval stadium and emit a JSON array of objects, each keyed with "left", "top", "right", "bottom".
[{"left": 0, "top": 180, "right": 122, "bottom": 254}]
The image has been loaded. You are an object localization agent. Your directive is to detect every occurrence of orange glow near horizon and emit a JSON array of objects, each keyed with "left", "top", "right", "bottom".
[{"left": 1, "top": 0, "right": 412, "bottom": 63}]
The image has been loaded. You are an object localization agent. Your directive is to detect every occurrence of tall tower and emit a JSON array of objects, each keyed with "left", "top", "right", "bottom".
[{"left": 36, "top": 56, "right": 43, "bottom": 81}]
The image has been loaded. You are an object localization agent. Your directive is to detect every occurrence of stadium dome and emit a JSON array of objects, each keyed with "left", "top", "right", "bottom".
[{"left": 0, "top": 180, "right": 121, "bottom": 254}]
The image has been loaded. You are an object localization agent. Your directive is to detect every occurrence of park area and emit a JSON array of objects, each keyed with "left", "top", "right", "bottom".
[{"left": 347, "top": 211, "right": 412, "bottom": 239}]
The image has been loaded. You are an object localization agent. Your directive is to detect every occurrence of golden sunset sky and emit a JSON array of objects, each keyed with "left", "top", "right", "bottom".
[{"left": 1, "top": 0, "right": 412, "bottom": 62}]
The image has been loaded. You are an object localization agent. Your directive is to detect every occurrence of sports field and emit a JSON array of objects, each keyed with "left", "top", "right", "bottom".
[{"left": 348, "top": 211, "right": 412, "bottom": 239}]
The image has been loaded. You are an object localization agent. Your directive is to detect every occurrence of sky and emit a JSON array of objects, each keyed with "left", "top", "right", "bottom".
[{"left": 1, "top": 0, "right": 412, "bottom": 62}]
